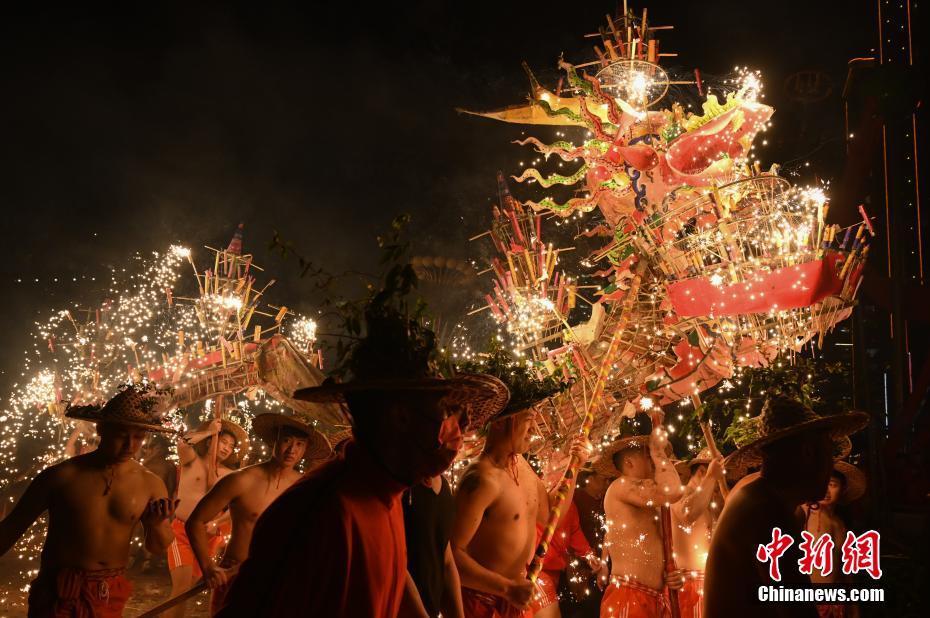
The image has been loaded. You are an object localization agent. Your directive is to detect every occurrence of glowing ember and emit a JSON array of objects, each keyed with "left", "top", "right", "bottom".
[
  {"left": 287, "top": 316, "right": 318, "bottom": 351},
  {"left": 504, "top": 295, "right": 556, "bottom": 342}
]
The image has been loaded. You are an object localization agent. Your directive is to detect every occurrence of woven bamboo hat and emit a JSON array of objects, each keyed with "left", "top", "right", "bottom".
[
  {"left": 65, "top": 383, "right": 176, "bottom": 434},
  {"left": 296, "top": 373, "right": 509, "bottom": 432},
  {"left": 195, "top": 419, "right": 249, "bottom": 466},
  {"left": 833, "top": 460, "right": 866, "bottom": 503},
  {"left": 593, "top": 435, "right": 650, "bottom": 478},
  {"left": 675, "top": 446, "right": 714, "bottom": 477},
  {"left": 725, "top": 396, "right": 868, "bottom": 479},
  {"left": 253, "top": 413, "right": 332, "bottom": 462}
]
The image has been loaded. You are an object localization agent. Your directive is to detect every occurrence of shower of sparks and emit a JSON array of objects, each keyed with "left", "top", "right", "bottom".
[
  {"left": 502, "top": 295, "right": 556, "bottom": 343},
  {"left": 286, "top": 316, "right": 318, "bottom": 352},
  {"left": 0, "top": 244, "right": 316, "bottom": 606},
  {"left": 733, "top": 66, "right": 764, "bottom": 102}
]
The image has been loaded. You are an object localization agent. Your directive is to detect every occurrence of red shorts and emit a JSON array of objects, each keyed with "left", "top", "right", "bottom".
[
  {"left": 678, "top": 573, "right": 704, "bottom": 618},
  {"left": 600, "top": 580, "right": 671, "bottom": 618},
  {"left": 817, "top": 604, "right": 846, "bottom": 618},
  {"left": 28, "top": 567, "right": 132, "bottom": 618},
  {"left": 461, "top": 587, "right": 530, "bottom": 618},
  {"left": 167, "top": 518, "right": 229, "bottom": 578},
  {"left": 529, "top": 570, "right": 559, "bottom": 612}
]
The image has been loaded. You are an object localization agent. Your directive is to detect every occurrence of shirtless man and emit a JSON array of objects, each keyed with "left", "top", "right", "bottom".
[
  {"left": 167, "top": 418, "right": 247, "bottom": 617},
  {"left": 0, "top": 384, "right": 176, "bottom": 617},
  {"left": 134, "top": 434, "right": 178, "bottom": 572},
  {"left": 597, "top": 424, "right": 685, "bottom": 618},
  {"left": 671, "top": 448, "right": 725, "bottom": 618},
  {"left": 186, "top": 413, "right": 331, "bottom": 614},
  {"left": 803, "top": 461, "right": 866, "bottom": 618},
  {"left": 705, "top": 397, "right": 867, "bottom": 618},
  {"left": 452, "top": 405, "right": 590, "bottom": 617}
]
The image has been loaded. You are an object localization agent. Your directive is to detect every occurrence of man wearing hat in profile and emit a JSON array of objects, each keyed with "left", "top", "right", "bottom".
[
  {"left": 704, "top": 396, "right": 868, "bottom": 618},
  {"left": 185, "top": 412, "right": 332, "bottom": 615},
  {"left": 670, "top": 447, "right": 725, "bottom": 618},
  {"left": 451, "top": 350, "right": 591, "bottom": 618},
  {"left": 402, "top": 389, "right": 507, "bottom": 618},
  {"left": 803, "top": 460, "right": 867, "bottom": 618},
  {"left": 167, "top": 417, "right": 248, "bottom": 618},
  {"left": 215, "top": 293, "right": 510, "bottom": 617},
  {"left": 0, "top": 383, "right": 178, "bottom": 617},
  {"left": 596, "top": 419, "right": 685, "bottom": 618}
]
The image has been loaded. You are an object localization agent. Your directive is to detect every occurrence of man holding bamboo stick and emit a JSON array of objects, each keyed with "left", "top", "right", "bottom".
[
  {"left": 166, "top": 418, "right": 247, "bottom": 618},
  {"left": 595, "top": 421, "right": 685, "bottom": 618},
  {"left": 185, "top": 413, "right": 331, "bottom": 615},
  {"left": 670, "top": 448, "right": 725, "bottom": 618},
  {"left": 451, "top": 405, "right": 590, "bottom": 618}
]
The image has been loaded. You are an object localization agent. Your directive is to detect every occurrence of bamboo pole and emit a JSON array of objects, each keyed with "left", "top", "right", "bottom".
[
  {"left": 528, "top": 264, "right": 645, "bottom": 582},
  {"left": 660, "top": 505, "right": 683, "bottom": 618},
  {"left": 690, "top": 393, "right": 729, "bottom": 499}
]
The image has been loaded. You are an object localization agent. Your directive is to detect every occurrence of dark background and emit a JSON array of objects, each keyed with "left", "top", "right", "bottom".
[
  {"left": 0, "top": 1, "right": 880, "bottom": 385},
  {"left": 1, "top": 3, "right": 928, "bottom": 612}
]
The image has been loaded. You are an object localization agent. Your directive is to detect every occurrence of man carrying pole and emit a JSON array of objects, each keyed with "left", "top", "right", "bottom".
[
  {"left": 595, "top": 420, "right": 685, "bottom": 618},
  {"left": 186, "top": 413, "right": 331, "bottom": 615},
  {"left": 167, "top": 412, "right": 247, "bottom": 618},
  {"left": 670, "top": 447, "right": 725, "bottom": 618},
  {"left": 453, "top": 348, "right": 591, "bottom": 618}
]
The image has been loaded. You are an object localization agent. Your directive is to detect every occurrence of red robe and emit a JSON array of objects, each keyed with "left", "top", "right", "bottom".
[
  {"left": 541, "top": 501, "right": 593, "bottom": 572},
  {"left": 215, "top": 440, "right": 407, "bottom": 617}
]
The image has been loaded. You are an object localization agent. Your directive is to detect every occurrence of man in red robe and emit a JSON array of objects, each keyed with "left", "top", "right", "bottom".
[{"left": 216, "top": 374, "right": 507, "bottom": 618}]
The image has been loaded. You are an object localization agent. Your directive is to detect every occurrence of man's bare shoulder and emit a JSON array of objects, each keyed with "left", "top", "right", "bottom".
[
  {"left": 136, "top": 462, "right": 169, "bottom": 491},
  {"left": 457, "top": 458, "right": 503, "bottom": 498},
  {"left": 715, "top": 478, "right": 791, "bottom": 541},
  {"left": 34, "top": 457, "right": 82, "bottom": 484},
  {"left": 180, "top": 455, "right": 203, "bottom": 471},
  {"left": 221, "top": 463, "right": 268, "bottom": 489},
  {"left": 516, "top": 455, "right": 542, "bottom": 479},
  {"left": 725, "top": 479, "right": 784, "bottom": 516}
]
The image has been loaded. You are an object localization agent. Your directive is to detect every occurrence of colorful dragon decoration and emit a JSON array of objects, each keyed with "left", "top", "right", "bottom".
[{"left": 463, "top": 7, "right": 871, "bottom": 449}]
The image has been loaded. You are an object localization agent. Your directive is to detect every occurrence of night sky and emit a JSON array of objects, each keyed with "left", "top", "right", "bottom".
[{"left": 0, "top": 1, "right": 876, "bottom": 388}]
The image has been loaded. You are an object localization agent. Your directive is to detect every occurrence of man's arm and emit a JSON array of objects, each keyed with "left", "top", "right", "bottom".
[
  {"left": 615, "top": 425, "right": 684, "bottom": 508},
  {"left": 537, "top": 436, "right": 592, "bottom": 527},
  {"left": 440, "top": 542, "right": 465, "bottom": 618},
  {"left": 140, "top": 473, "right": 175, "bottom": 554},
  {"left": 399, "top": 571, "right": 429, "bottom": 618},
  {"left": 613, "top": 475, "right": 683, "bottom": 508},
  {"left": 671, "top": 459, "right": 723, "bottom": 525},
  {"left": 451, "top": 469, "right": 532, "bottom": 608},
  {"left": 186, "top": 471, "right": 244, "bottom": 588},
  {"left": 0, "top": 467, "right": 54, "bottom": 557},
  {"left": 178, "top": 419, "right": 221, "bottom": 465},
  {"left": 451, "top": 471, "right": 510, "bottom": 595}
]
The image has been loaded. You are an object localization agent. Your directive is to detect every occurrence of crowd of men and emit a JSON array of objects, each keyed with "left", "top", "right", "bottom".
[{"left": 0, "top": 372, "right": 870, "bottom": 618}]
